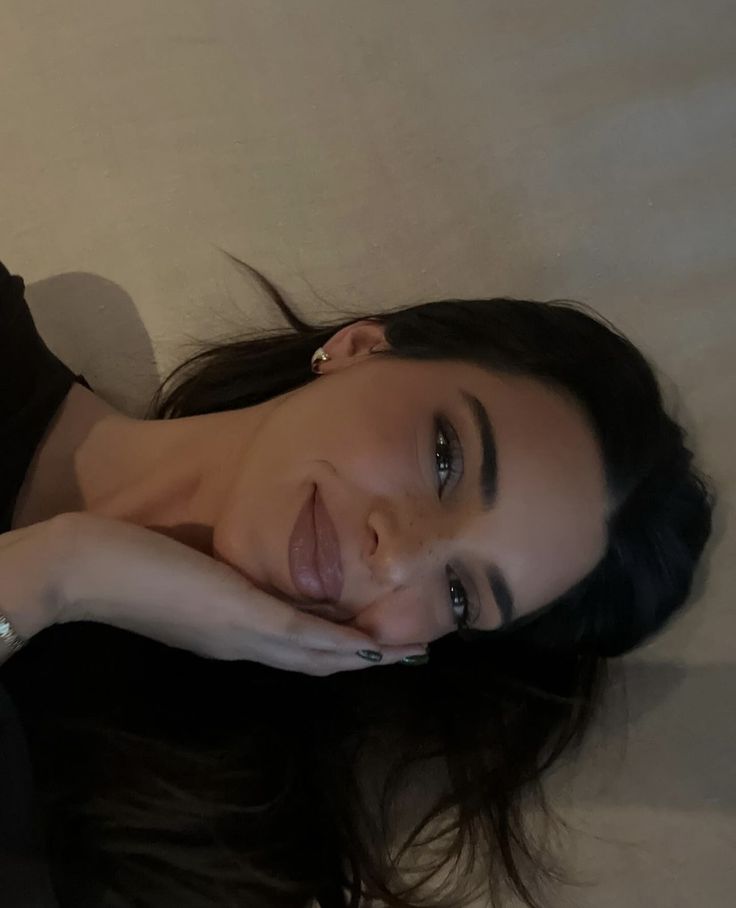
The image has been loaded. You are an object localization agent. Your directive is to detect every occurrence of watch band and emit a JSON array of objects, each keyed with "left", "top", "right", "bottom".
[{"left": 0, "top": 611, "right": 26, "bottom": 655}]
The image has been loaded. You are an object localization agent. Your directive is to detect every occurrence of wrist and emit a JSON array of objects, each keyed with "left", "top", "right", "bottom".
[
  {"left": 0, "top": 610, "right": 26, "bottom": 664},
  {"left": 0, "top": 513, "right": 79, "bottom": 665}
]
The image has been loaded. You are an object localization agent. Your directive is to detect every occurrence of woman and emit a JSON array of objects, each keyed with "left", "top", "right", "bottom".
[{"left": 0, "top": 254, "right": 715, "bottom": 908}]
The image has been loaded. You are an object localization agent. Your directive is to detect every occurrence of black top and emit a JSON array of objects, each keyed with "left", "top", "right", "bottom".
[
  {"left": 0, "top": 258, "right": 92, "bottom": 906},
  {"left": 0, "top": 259, "right": 92, "bottom": 531}
]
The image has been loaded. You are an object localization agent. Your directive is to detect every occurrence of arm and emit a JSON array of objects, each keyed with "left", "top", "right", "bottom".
[
  {"left": 0, "top": 515, "right": 70, "bottom": 666},
  {"left": 2, "top": 511, "right": 424, "bottom": 673}
]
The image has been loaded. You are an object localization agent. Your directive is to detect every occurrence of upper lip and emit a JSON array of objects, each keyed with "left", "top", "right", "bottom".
[
  {"left": 313, "top": 486, "right": 344, "bottom": 603},
  {"left": 288, "top": 484, "right": 344, "bottom": 605}
]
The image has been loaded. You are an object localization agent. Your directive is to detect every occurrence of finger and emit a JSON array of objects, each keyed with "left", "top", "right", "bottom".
[
  {"left": 311, "top": 642, "right": 428, "bottom": 670},
  {"left": 303, "top": 644, "right": 429, "bottom": 676},
  {"left": 289, "top": 609, "right": 385, "bottom": 653},
  {"left": 376, "top": 643, "right": 429, "bottom": 663}
]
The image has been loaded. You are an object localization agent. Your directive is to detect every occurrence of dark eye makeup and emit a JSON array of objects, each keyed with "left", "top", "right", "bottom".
[{"left": 434, "top": 416, "right": 473, "bottom": 631}]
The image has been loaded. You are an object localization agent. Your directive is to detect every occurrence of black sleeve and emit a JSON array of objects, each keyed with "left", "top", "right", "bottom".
[{"left": 0, "top": 683, "right": 60, "bottom": 907}]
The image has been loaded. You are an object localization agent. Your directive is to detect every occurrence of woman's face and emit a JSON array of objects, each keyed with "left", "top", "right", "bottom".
[{"left": 213, "top": 320, "right": 610, "bottom": 648}]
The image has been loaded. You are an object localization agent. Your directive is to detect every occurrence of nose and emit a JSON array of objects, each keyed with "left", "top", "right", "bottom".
[{"left": 365, "top": 494, "right": 448, "bottom": 592}]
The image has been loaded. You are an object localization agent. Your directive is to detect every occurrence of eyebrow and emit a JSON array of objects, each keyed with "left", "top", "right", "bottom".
[{"left": 459, "top": 390, "right": 516, "bottom": 627}]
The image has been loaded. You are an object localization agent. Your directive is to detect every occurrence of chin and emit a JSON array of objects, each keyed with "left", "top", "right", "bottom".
[
  {"left": 213, "top": 550, "right": 291, "bottom": 601},
  {"left": 212, "top": 548, "right": 254, "bottom": 581}
]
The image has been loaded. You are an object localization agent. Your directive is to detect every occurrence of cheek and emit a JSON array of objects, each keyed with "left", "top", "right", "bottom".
[
  {"left": 317, "top": 388, "right": 421, "bottom": 485},
  {"left": 349, "top": 586, "right": 452, "bottom": 646},
  {"left": 326, "top": 421, "right": 408, "bottom": 488}
]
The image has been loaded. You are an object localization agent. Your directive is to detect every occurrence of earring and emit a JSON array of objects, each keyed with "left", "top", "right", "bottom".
[{"left": 311, "top": 347, "right": 330, "bottom": 374}]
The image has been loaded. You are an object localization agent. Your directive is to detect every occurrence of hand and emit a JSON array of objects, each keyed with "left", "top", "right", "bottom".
[{"left": 54, "top": 512, "right": 426, "bottom": 675}]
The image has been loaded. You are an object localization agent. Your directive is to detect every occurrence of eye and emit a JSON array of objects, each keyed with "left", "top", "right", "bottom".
[
  {"left": 434, "top": 416, "right": 463, "bottom": 495},
  {"left": 434, "top": 417, "right": 470, "bottom": 630},
  {"left": 447, "top": 566, "right": 470, "bottom": 630}
]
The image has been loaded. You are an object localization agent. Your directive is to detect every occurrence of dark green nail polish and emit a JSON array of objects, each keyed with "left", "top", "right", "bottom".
[
  {"left": 401, "top": 654, "right": 429, "bottom": 666},
  {"left": 357, "top": 649, "right": 383, "bottom": 663}
]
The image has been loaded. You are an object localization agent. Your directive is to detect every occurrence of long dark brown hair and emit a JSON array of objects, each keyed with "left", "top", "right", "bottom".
[{"left": 4, "top": 253, "right": 715, "bottom": 907}]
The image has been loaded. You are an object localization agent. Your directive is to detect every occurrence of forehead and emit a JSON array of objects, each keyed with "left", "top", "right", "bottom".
[{"left": 407, "top": 358, "right": 610, "bottom": 617}]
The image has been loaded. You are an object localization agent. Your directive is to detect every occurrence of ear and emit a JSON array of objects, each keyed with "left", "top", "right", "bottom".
[{"left": 319, "top": 319, "right": 390, "bottom": 372}]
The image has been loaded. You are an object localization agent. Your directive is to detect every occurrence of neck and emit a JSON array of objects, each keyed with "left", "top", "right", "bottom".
[{"left": 17, "top": 383, "right": 275, "bottom": 555}]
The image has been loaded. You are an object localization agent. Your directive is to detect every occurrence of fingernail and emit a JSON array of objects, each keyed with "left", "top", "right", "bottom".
[
  {"left": 401, "top": 654, "right": 429, "bottom": 666},
  {"left": 357, "top": 649, "right": 383, "bottom": 663}
]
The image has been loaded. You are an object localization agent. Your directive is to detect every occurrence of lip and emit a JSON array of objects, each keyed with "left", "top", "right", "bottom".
[{"left": 288, "top": 484, "right": 344, "bottom": 603}]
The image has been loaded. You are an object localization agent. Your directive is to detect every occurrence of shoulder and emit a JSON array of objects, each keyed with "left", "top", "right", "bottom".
[
  {"left": 0, "top": 258, "right": 31, "bottom": 324},
  {"left": 0, "top": 257, "right": 24, "bottom": 291}
]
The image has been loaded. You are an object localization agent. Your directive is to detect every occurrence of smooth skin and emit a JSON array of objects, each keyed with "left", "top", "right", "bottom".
[{"left": 12, "top": 320, "right": 610, "bottom": 652}]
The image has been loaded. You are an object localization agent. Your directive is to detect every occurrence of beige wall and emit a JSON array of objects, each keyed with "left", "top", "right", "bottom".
[{"left": 2, "top": 2, "right": 734, "bottom": 905}]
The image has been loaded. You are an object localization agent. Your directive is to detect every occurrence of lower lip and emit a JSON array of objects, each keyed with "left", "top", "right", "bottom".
[{"left": 288, "top": 485, "right": 343, "bottom": 602}]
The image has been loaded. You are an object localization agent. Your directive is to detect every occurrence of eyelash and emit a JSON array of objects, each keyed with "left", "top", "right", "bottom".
[{"left": 434, "top": 418, "right": 471, "bottom": 632}]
